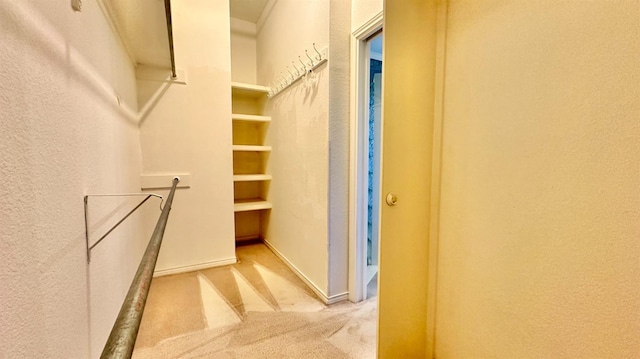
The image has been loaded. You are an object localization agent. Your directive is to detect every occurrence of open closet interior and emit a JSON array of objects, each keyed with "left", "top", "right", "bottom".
[
  {"left": 229, "top": 5, "right": 272, "bottom": 245},
  {"left": 225, "top": 0, "right": 344, "bottom": 304}
]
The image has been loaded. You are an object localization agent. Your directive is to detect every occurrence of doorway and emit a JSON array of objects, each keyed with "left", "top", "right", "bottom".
[
  {"left": 365, "top": 32, "right": 383, "bottom": 300},
  {"left": 348, "top": 16, "right": 384, "bottom": 303}
]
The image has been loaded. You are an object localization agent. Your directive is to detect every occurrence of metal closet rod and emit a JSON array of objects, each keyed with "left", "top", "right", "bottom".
[
  {"left": 164, "top": 0, "right": 177, "bottom": 78},
  {"left": 100, "top": 177, "right": 180, "bottom": 359}
]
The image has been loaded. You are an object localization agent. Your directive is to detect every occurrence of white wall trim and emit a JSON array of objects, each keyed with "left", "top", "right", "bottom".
[
  {"left": 353, "top": 11, "right": 383, "bottom": 39},
  {"left": 326, "top": 291, "right": 350, "bottom": 305},
  {"left": 263, "top": 239, "right": 347, "bottom": 305},
  {"left": 153, "top": 257, "right": 237, "bottom": 277},
  {"left": 348, "top": 12, "right": 384, "bottom": 303}
]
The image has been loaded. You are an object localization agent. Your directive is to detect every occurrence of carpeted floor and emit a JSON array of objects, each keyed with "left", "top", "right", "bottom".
[{"left": 133, "top": 243, "right": 377, "bottom": 358}]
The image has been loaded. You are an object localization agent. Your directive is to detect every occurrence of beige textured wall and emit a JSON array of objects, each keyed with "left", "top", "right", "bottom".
[
  {"left": 230, "top": 17, "right": 257, "bottom": 84},
  {"left": 257, "top": 0, "right": 332, "bottom": 297},
  {"left": 327, "top": 0, "right": 351, "bottom": 300},
  {"left": 257, "top": 0, "right": 351, "bottom": 302},
  {"left": 0, "top": 1, "right": 144, "bottom": 357},
  {"left": 436, "top": 1, "right": 640, "bottom": 357},
  {"left": 138, "top": 0, "right": 236, "bottom": 273},
  {"left": 351, "top": 0, "right": 382, "bottom": 31}
]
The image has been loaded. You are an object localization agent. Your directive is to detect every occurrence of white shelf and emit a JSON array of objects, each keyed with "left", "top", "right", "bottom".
[
  {"left": 233, "top": 174, "right": 272, "bottom": 182},
  {"left": 234, "top": 199, "right": 272, "bottom": 212},
  {"left": 232, "top": 114, "right": 271, "bottom": 123},
  {"left": 232, "top": 145, "right": 272, "bottom": 152},
  {"left": 231, "top": 82, "right": 270, "bottom": 98}
]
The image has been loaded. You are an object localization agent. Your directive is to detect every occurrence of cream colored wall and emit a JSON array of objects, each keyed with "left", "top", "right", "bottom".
[
  {"left": 256, "top": 0, "right": 351, "bottom": 302},
  {"left": 327, "top": 0, "right": 351, "bottom": 299},
  {"left": 230, "top": 17, "right": 257, "bottom": 84},
  {"left": 256, "top": 0, "right": 334, "bottom": 298},
  {"left": 0, "top": 1, "right": 145, "bottom": 357},
  {"left": 436, "top": 1, "right": 640, "bottom": 357},
  {"left": 351, "top": 0, "right": 382, "bottom": 31},
  {"left": 138, "top": 0, "right": 236, "bottom": 274}
]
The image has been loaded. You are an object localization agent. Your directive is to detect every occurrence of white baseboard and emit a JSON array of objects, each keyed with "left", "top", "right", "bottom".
[
  {"left": 153, "top": 257, "right": 237, "bottom": 277},
  {"left": 263, "top": 239, "right": 349, "bottom": 305},
  {"left": 326, "top": 291, "right": 350, "bottom": 305}
]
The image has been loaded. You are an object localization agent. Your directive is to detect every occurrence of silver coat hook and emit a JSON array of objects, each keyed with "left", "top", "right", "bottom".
[
  {"left": 286, "top": 66, "right": 295, "bottom": 80},
  {"left": 313, "top": 43, "right": 322, "bottom": 61},
  {"left": 291, "top": 61, "right": 301, "bottom": 76},
  {"left": 305, "top": 50, "right": 315, "bottom": 67},
  {"left": 298, "top": 56, "right": 307, "bottom": 72}
]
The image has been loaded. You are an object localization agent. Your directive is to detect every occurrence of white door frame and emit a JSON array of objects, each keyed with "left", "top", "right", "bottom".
[{"left": 348, "top": 12, "right": 384, "bottom": 303}]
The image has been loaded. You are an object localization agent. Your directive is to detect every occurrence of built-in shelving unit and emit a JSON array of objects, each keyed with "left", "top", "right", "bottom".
[{"left": 231, "top": 82, "right": 272, "bottom": 243}]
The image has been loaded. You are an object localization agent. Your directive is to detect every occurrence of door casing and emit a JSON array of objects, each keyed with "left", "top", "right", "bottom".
[{"left": 348, "top": 12, "right": 384, "bottom": 303}]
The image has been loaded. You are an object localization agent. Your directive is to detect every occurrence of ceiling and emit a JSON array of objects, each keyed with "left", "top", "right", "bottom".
[{"left": 229, "top": 0, "right": 270, "bottom": 23}]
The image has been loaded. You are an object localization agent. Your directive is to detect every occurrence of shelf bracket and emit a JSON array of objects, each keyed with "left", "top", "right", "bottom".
[{"left": 84, "top": 193, "right": 164, "bottom": 263}]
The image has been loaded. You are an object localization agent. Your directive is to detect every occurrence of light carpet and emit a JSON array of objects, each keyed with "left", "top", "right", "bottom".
[{"left": 133, "top": 243, "right": 377, "bottom": 358}]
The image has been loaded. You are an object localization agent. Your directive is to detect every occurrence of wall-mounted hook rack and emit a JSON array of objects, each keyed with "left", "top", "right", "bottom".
[{"left": 268, "top": 44, "right": 328, "bottom": 98}]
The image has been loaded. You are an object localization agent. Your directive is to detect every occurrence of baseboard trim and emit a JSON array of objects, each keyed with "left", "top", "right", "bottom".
[
  {"left": 326, "top": 291, "right": 350, "bottom": 305},
  {"left": 153, "top": 257, "right": 237, "bottom": 277},
  {"left": 262, "top": 239, "right": 348, "bottom": 305}
]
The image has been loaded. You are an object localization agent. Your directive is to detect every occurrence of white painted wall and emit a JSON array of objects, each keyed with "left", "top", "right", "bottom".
[
  {"left": 230, "top": 17, "right": 257, "bottom": 84},
  {"left": 255, "top": 0, "right": 351, "bottom": 302},
  {"left": 256, "top": 0, "right": 332, "bottom": 297},
  {"left": 435, "top": 1, "right": 640, "bottom": 357},
  {"left": 0, "top": 1, "right": 145, "bottom": 357},
  {"left": 327, "top": 0, "right": 351, "bottom": 299},
  {"left": 138, "top": 0, "right": 236, "bottom": 274},
  {"left": 351, "top": 0, "right": 382, "bottom": 32}
]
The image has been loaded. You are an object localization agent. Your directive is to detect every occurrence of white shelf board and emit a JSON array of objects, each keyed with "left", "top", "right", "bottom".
[
  {"left": 231, "top": 82, "right": 270, "bottom": 92},
  {"left": 234, "top": 199, "right": 272, "bottom": 212},
  {"left": 141, "top": 173, "right": 191, "bottom": 189},
  {"left": 233, "top": 174, "right": 272, "bottom": 182},
  {"left": 232, "top": 145, "right": 272, "bottom": 152},
  {"left": 231, "top": 82, "right": 270, "bottom": 98},
  {"left": 232, "top": 114, "right": 271, "bottom": 123}
]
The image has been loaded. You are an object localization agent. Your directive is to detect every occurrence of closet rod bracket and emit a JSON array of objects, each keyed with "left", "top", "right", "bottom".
[{"left": 84, "top": 192, "right": 165, "bottom": 263}]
